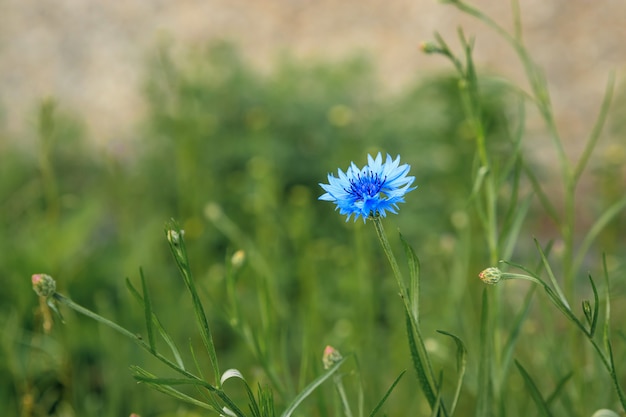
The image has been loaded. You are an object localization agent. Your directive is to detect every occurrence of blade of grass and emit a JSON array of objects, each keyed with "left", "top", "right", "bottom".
[
  {"left": 534, "top": 239, "right": 570, "bottom": 309},
  {"left": 281, "top": 356, "right": 349, "bottom": 417},
  {"left": 221, "top": 368, "right": 263, "bottom": 417},
  {"left": 125, "top": 278, "right": 185, "bottom": 369},
  {"left": 139, "top": 268, "right": 156, "bottom": 353},
  {"left": 602, "top": 254, "right": 626, "bottom": 409},
  {"left": 514, "top": 360, "right": 554, "bottom": 417},
  {"left": 588, "top": 275, "right": 600, "bottom": 338},
  {"left": 428, "top": 378, "right": 443, "bottom": 417},
  {"left": 436, "top": 331, "right": 467, "bottom": 416},
  {"left": 406, "top": 314, "right": 437, "bottom": 409},
  {"left": 368, "top": 370, "right": 406, "bottom": 417},
  {"left": 572, "top": 72, "right": 615, "bottom": 183},
  {"left": 132, "top": 366, "right": 247, "bottom": 417},
  {"left": 545, "top": 372, "right": 573, "bottom": 406},
  {"left": 501, "top": 192, "right": 532, "bottom": 261},
  {"left": 572, "top": 194, "right": 626, "bottom": 275},
  {"left": 130, "top": 366, "right": 220, "bottom": 413},
  {"left": 476, "top": 289, "right": 492, "bottom": 417},
  {"left": 400, "top": 233, "right": 420, "bottom": 323},
  {"left": 166, "top": 221, "right": 221, "bottom": 386},
  {"left": 523, "top": 164, "right": 559, "bottom": 224},
  {"left": 499, "top": 286, "right": 535, "bottom": 387}
]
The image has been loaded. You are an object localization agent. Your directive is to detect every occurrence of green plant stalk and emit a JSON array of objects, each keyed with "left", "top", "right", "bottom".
[
  {"left": 572, "top": 194, "right": 626, "bottom": 275},
  {"left": 451, "top": 0, "right": 618, "bottom": 298},
  {"left": 371, "top": 216, "right": 445, "bottom": 416},
  {"left": 334, "top": 375, "right": 354, "bottom": 417},
  {"left": 167, "top": 226, "right": 221, "bottom": 387},
  {"left": 497, "top": 270, "right": 614, "bottom": 373},
  {"left": 453, "top": 32, "right": 504, "bottom": 411},
  {"left": 50, "top": 293, "right": 202, "bottom": 382},
  {"left": 450, "top": 0, "right": 569, "bottom": 178},
  {"left": 50, "top": 291, "right": 254, "bottom": 414},
  {"left": 280, "top": 356, "right": 349, "bottom": 417}
]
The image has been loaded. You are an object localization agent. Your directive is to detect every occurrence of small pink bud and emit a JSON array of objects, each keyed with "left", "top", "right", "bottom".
[
  {"left": 322, "top": 345, "right": 343, "bottom": 370},
  {"left": 32, "top": 274, "right": 56, "bottom": 297}
]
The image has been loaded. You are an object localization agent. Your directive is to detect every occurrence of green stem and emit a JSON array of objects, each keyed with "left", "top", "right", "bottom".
[
  {"left": 52, "top": 293, "right": 202, "bottom": 382},
  {"left": 370, "top": 216, "right": 445, "bottom": 416},
  {"left": 334, "top": 375, "right": 354, "bottom": 417},
  {"left": 452, "top": 0, "right": 570, "bottom": 180},
  {"left": 371, "top": 217, "right": 413, "bottom": 321}
]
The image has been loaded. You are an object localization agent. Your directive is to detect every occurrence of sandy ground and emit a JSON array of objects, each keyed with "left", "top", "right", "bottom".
[{"left": 1, "top": 0, "right": 624, "bottom": 152}]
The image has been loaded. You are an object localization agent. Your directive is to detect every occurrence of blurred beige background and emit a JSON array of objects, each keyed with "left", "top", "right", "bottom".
[{"left": 1, "top": 0, "right": 624, "bottom": 150}]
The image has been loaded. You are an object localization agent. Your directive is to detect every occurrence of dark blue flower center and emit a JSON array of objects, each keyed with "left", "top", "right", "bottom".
[{"left": 346, "top": 171, "right": 385, "bottom": 199}]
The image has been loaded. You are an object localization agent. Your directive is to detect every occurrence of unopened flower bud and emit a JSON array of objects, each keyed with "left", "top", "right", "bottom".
[
  {"left": 419, "top": 41, "right": 442, "bottom": 54},
  {"left": 32, "top": 274, "right": 56, "bottom": 297},
  {"left": 167, "top": 229, "right": 183, "bottom": 246},
  {"left": 322, "top": 345, "right": 343, "bottom": 370},
  {"left": 478, "top": 267, "right": 502, "bottom": 285}
]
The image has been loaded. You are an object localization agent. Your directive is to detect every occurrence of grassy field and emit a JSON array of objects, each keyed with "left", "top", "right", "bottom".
[{"left": 2, "top": 2, "right": 626, "bottom": 416}]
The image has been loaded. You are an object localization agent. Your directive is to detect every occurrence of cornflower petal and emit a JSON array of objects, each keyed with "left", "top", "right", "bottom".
[{"left": 318, "top": 153, "right": 417, "bottom": 222}]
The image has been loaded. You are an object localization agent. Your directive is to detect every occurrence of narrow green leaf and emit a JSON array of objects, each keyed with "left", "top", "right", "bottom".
[
  {"left": 501, "top": 192, "right": 532, "bottom": 261},
  {"left": 499, "top": 260, "right": 544, "bottom": 283},
  {"left": 573, "top": 194, "right": 626, "bottom": 275},
  {"left": 406, "top": 314, "right": 437, "bottom": 409},
  {"left": 602, "top": 255, "right": 626, "bottom": 410},
  {"left": 166, "top": 220, "right": 221, "bottom": 386},
  {"left": 132, "top": 365, "right": 247, "bottom": 417},
  {"left": 130, "top": 366, "right": 218, "bottom": 412},
  {"left": 545, "top": 372, "right": 572, "bottom": 405},
  {"left": 588, "top": 275, "right": 600, "bottom": 338},
  {"left": 125, "top": 277, "right": 185, "bottom": 369},
  {"left": 428, "top": 376, "right": 444, "bottom": 417},
  {"left": 189, "top": 339, "right": 206, "bottom": 380},
  {"left": 572, "top": 72, "right": 615, "bottom": 183},
  {"left": 436, "top": 331, "right": 467, "bottom": 416},
  {"left": 514, "top": 360, "right": 554, "bottom": 417},
  {"left": 533, "top": 239, "right": 570, "bottom": 309},
  {"left": 399, "top": 233, "right": 420, "bottom": 323},
  {"left": 476, "top": 289, "right": 492, "bottom": 417},
  {"left": 280, "top": 356, "right": 348, "bottom": 417},
  {"left": 220, "top": 368, "right": 263, "bottom": 417},
  {"left": 602, "top": 254, "right": 611, "bottom": 354},
  {"left": 499, "top": 96, "right": 526, "bottom": 184},
  {"left": 139, "top": 268, "right": 156, "bottom": 353},
  {"left": 501, "top": 286, "right": 535, "bottom": 380},
  {"left": 368, "top": 370, "right": 406, "bottom": 417},
  {"left": 523, "top": 164, "right": 559, "bottom": 224},
  {"left": 132, "top": 372, "right": 215, "bottom": 390},
  {"left": 542, "top": 286, "right": 587, "bottom": 334}
]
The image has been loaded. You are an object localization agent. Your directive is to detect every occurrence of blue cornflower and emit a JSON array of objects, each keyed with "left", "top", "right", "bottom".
[{"left": 319, "top": 153, "right": 416, "bottom": 222}]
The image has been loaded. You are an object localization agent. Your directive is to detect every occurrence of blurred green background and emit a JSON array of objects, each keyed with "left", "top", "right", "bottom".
[{"left": 1, "top": 41, "right": 625, "bottom": 417}]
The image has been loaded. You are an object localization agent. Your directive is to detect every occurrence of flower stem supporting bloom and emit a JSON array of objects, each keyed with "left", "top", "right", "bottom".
[
  {"left": 371, "top": 216, "right": 410, "bottom": 307},
  {"left": 370, "top": 216, "right": 446, "bottom": 415}
]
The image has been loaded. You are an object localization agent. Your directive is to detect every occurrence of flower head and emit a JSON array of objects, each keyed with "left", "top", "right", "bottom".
[
  {"left": 319, "top": 153, "right": 416, "bottom": 222},
  {"left": 322, "top": 345, "right": 343, "bottom": 369},
  {"left": 478, "top": 267, "right": 502, "bottom": 285},
  {"left": 32, "top": 273, "right": 56, "bottom": 297}
]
